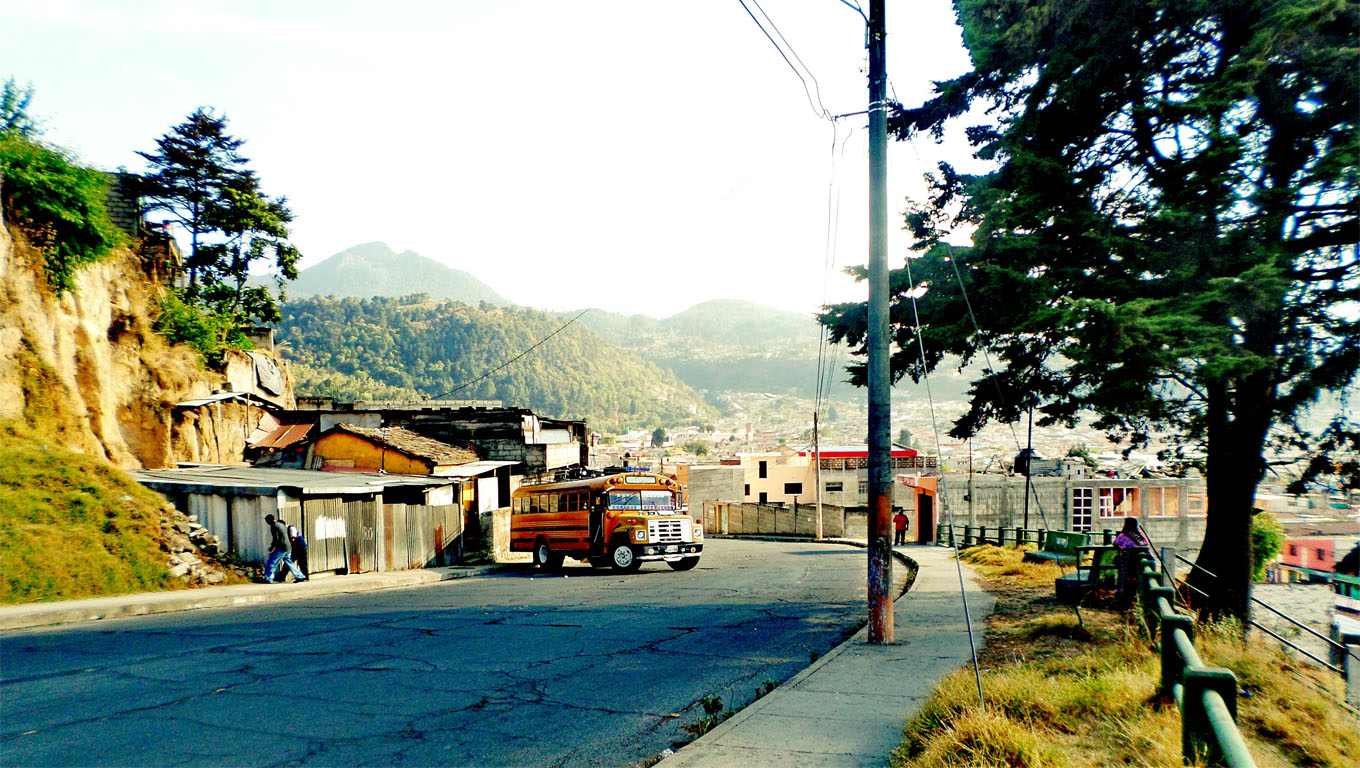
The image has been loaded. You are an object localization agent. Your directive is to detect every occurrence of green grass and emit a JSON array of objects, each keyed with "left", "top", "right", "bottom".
[
  {"left": 0, "top": 423, "right": 174, "bottom": 604},
  {"left": 893, "top": 545, "right": 1358, "bottom": 768}
]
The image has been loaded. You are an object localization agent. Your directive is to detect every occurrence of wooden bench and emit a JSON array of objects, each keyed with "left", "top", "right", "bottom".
[
  {"left": 1022, "top": 530, "right": 1090, "bottom": 566},
  {"left": 1055, "top": 545, "right": 1119, "bottom": 604}
]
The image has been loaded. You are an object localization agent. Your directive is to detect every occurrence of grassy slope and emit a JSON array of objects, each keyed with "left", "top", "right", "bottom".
[
  {"left": 894, "top": 545, "right": 1358, "bottom": 768},
  {"left": 0, "top": 424, "right": 173, "bottom": 604}
]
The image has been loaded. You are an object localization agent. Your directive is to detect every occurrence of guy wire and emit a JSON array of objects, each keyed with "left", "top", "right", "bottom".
[{"left": 904, "top": 252, "right": 985, "bottom": 706}]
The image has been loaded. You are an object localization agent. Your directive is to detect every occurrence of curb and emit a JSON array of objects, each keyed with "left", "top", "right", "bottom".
[
  {"left": 657, "top": 541, "right": 921, "bottom": 765},
  {"left": 0, "top": 563, "right": 511, "bottom": 631}
]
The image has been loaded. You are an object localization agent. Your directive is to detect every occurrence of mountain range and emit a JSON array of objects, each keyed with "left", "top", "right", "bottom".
[{"left": 273, "top": 243, "right": 970, "bottom": 424}]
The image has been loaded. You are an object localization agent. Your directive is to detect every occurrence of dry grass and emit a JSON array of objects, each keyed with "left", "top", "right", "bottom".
[{"left": 893, "top": 545, "right": 1359, "bottom": 768}]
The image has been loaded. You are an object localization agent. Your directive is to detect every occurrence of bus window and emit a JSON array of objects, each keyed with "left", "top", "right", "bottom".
[
  {"left": 641, "top": 491, "right": 674, "bottom": 511},
  {"left": 608, "top": 490, "right": 642, "bottom": 510},
  {"left": 549, "top": 494, "right": 559, "bottom": 513}
]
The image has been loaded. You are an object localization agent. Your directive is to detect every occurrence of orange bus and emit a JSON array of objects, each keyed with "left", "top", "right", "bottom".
[{"left": 510, "top": 472, "right": 702, "bottom": 572}]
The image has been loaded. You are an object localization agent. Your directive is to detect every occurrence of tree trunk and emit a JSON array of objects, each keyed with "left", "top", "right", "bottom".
[{"left": 1187, "top": 381, "right": 1272, "bottom": 624}]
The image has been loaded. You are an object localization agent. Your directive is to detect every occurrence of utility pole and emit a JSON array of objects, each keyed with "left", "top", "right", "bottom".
[
  {"left": 866, "top": 0, "right": 892, "bottom": 644},
  {"left": 1022, "top": 407, "right": 1033, "bottom": 530},
  {"left": 814, "top": 410, "right": 824, "bottom": 539}
]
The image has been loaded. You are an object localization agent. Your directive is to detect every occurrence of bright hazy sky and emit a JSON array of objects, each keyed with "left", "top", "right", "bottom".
[{"left": 1, "top": 0, "right": 978, "bottom": 318}]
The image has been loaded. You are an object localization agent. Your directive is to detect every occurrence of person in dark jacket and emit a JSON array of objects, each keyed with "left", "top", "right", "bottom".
[
  {"left": 287, "top": 522, "right": 309, "bottom": 579},
  {"left": 264, "top": 514, "right": 307, "bottom": 583}
]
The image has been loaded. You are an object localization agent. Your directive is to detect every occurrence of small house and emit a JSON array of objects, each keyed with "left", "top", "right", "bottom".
[{"left": 308, "top": 423, "right": 478, "bottom": 475}]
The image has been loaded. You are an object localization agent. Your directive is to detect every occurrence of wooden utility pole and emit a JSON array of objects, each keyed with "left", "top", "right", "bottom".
[{"left": 866, "top": 0, "right": 892, "bottom": 644}]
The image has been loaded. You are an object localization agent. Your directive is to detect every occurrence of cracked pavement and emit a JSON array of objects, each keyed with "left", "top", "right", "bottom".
[{"left": 1, "top": 539, "right": 871, "bottom": 767}]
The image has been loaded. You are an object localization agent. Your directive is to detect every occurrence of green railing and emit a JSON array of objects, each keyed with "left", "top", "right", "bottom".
[
  {"left": 1133, "top": 552, "right": 1258, "bottom": 768},
  {"left": 936, "top": 524, "right": 1115, "bottom": 549}
]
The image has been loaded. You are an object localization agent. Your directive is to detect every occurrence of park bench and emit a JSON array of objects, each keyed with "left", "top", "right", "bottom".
[
  {"left": 1055, "top": 545, "right": 1119, "bottom": 604},
  {"left": 1021, "top": 530, "right": 1089, "bottom": 566}
]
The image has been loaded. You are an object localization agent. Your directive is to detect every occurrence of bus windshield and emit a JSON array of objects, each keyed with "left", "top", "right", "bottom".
[{"left": 607, "top": 490, "right": 676, "bottom": 512}]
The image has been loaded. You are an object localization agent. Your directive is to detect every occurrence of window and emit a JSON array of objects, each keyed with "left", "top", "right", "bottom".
[
  {"left": 641, "top": 490, "right": 675, "bottom": 510},
  {"left": 607, "top": 490, "right": 642, "bottom": 510},
  {"left": 1289, "top": 545, "right": 1298, "bottom": 556},
  {"left": 758, "top": 492, "right": 768, "bottom": 504},
  {"left": 758, "top": 461, "right": 768, "bottom": 479},
  {"left": 783, "top": 482, "right": 803, "bottom": 495},
  {"left": 857, "top": 480, "right": 868, "bottom": 496},
  {"left": 825, "top": 481, "right": 843, "bottom": 493},
  {"left": 1071, "top": 488, "right": 1093, "bottom": 532},
  {"left": 1188, "top": 494, "right": 1207, "bottom": 517},
  {"left": 548, "top": 494, "right": 559, "bottom": 513},
  {"left": 1097, "top": 487, "right": 1138, "bottom": 517},
  {"left": 1146, "top": 487, "right": 1180, "bottom": 517},
  {"left": 744, "top": 484, "right": 751, "bottom": 496},
  {"left": 1318, "top": 549, "right": 1327, "bottom": 560}
]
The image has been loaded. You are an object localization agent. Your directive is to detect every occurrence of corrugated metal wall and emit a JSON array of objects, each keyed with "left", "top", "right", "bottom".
[{"left": 381, "top": 504, "right": 463, "bottom": 570}]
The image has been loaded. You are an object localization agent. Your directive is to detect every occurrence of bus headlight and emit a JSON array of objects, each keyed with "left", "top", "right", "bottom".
[
  {"left": 693, "top": 525, "right": 703, "bottom": 539},
  {"left": 633, "top": 528, "right": 647, "bottom": 542}
]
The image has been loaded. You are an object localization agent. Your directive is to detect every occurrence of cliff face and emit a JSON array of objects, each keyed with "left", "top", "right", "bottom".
[{"left": 0, "top": 219, "right": 288, "bottom": 468}]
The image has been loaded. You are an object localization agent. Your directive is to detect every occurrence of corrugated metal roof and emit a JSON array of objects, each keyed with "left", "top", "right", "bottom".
[
  {"left": 250, "top": 422, "right": 313, "bottom": 449},
  {"left": 129, "top": 465, "right": 454, "bottom": 496},
  {"left": 432, "top": 460, "right": 519, "bottom": 478}
]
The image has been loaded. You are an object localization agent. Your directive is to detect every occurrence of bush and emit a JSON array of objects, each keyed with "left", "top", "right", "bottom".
[
  {"left": 1251, "top": 510, "right": 1284, "bottom": 581},
  {"left": 152, "top": 289, "right": 251, "bottom": 366},
  {"left": 0, "top": 132, "right": 124, "bottom": 292}
]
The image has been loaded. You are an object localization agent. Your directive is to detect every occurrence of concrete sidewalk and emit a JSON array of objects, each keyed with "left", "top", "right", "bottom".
[
  {"left": 0, "top": 564, "right": 505, "bottom": 631},
  {"left": 658, "top": 544, "right": 995, "bottom": 768}
]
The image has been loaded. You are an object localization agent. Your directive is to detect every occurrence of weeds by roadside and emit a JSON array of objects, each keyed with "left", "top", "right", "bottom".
[{"left": 892, "top": 545, "right": 1358, "bottom": 768}]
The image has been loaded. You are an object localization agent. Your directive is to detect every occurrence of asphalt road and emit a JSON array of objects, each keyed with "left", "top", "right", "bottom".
[{"left": 1, "top": 539, "right": 876, "bottom": 768}]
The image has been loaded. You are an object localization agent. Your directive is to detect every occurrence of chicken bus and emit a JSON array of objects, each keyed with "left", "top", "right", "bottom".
[{"left": 510, "top": 472, "right": 702, "bottom": 572}]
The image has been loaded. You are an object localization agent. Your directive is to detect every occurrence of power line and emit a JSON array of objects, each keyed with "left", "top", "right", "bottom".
[
  {"left": 737, "top": 0, "right": 832, "bottom": 120},
  {"left": 433, "top": 308, "right": 590, "bottom": 400}
]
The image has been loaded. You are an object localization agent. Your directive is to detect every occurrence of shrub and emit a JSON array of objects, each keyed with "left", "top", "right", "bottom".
[
  {"left": 152, "top": 289, "right": 251, "bottom": 366},
  {"left": 0, "top": 132, "right": 124, "bottom": 292}
]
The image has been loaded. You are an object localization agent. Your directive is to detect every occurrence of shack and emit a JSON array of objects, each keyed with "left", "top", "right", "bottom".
[{"left": 131, "top": 465, "right": 465, "bottom": 574}]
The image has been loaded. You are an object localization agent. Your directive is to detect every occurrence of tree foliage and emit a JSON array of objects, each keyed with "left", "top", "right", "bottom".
[
  {"left": 277, "top": 295, "right": 717, "bottom": 432},
  {"left": 138, "top": 108, "right": 298, "bottom": 336},
  {"left": 0, "top": 78, "right": 37, "bottom": 137},
  {"left": 0, "top": 131, "right": 124, "bottom": 293},
  {"left": 1250, "top": 511, "right": 1285, "bottom": 581},
  {"left": 820, "top": 0, "right": 1357, "bottom": 619}
]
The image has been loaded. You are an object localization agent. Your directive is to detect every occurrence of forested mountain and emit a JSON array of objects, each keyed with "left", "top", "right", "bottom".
[
  {"left": 277, "top": 296, "right": 715, "bottom": 431},
  {"left": 284, "top": 242, "right": 512, "bottom": 306}
]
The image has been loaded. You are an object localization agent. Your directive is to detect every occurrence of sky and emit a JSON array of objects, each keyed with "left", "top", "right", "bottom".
[{"left": 1, "top": 0, "right": 979, "bottom": 318}]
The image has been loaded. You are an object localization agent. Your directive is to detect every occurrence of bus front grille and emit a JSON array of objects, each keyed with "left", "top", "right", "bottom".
[{"left": 649, "top": 519, "right": 686, "bottom": 543}]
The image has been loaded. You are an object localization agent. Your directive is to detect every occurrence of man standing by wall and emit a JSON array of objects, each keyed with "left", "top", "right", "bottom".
[{"left": 893, "top": 509, "right": 908, "bottom": 546}]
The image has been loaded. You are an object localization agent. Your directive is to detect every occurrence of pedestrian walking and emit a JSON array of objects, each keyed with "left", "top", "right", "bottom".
[
  {"left": 264, "top": 514, "right": 307, "bottom": 583},
  {"left": 893, "top": 509, "right": 908, "bottom": 546},
  {"left": 1112, "top": 517, "right": 1148, "bottom": 607},
  {"left": 287, "top": 522, "right": 309, "bottom": 580}
]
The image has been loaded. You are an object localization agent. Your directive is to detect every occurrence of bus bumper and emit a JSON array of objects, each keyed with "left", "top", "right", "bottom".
[{"left": 636, "top": 543, "right": 704, "bottom": 561}]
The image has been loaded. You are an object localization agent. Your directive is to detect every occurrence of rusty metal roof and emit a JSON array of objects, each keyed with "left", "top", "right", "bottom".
[{"left": 250, "top": 422, "right": 313, "bottom": 449}]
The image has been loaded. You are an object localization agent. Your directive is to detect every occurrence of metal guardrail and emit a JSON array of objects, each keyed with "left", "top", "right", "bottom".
[
  {"left": 936, "top": 524, "right": 1116, "bottom": 549},
  {"left": 1134, "top": 552, "right": 1258, "bottom": 768},
  {"left": 1172, "top": 553, "right": 1353, "bottom": 675}
]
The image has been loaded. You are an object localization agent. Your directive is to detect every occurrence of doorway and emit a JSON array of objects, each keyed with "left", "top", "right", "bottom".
[{"left": 917, "top": 492, "right": 935, "bottom": 543}]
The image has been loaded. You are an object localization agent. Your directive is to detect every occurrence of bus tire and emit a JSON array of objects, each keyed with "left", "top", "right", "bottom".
[
  {"left": 668, "top": 556, "right": 700, "bottom": 571},
  {"left": 534, "top": 538, "right": 563, "bottom": 570},
  {"left": 610, "top": 544, "right": 641, "bottom": 573}
]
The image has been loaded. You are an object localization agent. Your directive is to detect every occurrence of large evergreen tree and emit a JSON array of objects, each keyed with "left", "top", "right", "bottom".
[
  {"left": 138, "top": 108, "right": 298, "bottom": 327},
  {"left": 821, "top": 0, "right": 1357, "bottom": 621}
]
